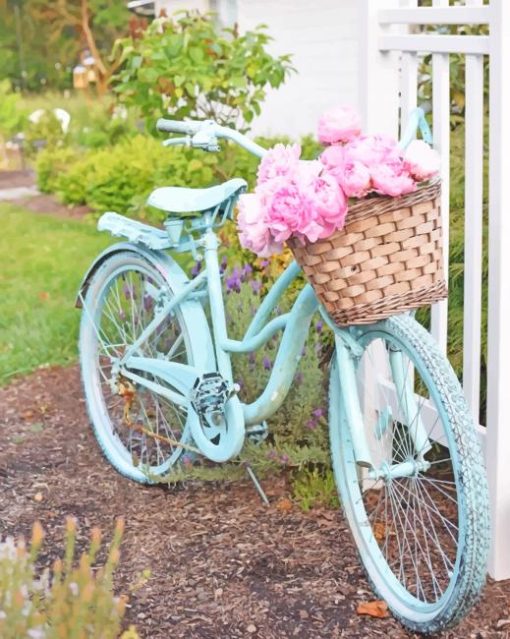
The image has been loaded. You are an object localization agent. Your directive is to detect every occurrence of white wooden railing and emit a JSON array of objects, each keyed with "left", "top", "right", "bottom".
[{"left": 360, "top": 0, "right": 510, "bottom": 580}]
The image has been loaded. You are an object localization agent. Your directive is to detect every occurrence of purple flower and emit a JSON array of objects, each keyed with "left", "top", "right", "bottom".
[
  {"left": 143, "top": 294, "right": 154, "bottom": 312},
  {"left": 280, "top": 453, "right": 290, "bottom": 465},
  {"left": 313, "top": 407, "right": 325, "bottom": 419},
  {"left": 263, "top": 356, "right": 272, "bottom": 371},
  {"left": 191, "top": 260, "right": 202, "bottom": 277},
  {"left": 181, "top": 454, "right": 194, "bottom": 467},
  {"left": 260, "top": 259, "right": 270, "bottom": 268},
  {"left": 241, "top": 264, "right": 253, "bottom": 281},
  {"left": 225, "top": 267, "right": 242, "bottom": 293},
  {"left": 123, "top": 283, "right": 133, "bottom": 300},
  {"left": 306, "top": 419, "right": 318, "bottom": 431},
  {"left": 250, "top": 279, "right": 263, "bottom": 295},
  {"left": 220, "top": 255, "right": 228, "bottom": 273},
  {"left": 315, "top": 320, "right": 323, "bottom": 333}
]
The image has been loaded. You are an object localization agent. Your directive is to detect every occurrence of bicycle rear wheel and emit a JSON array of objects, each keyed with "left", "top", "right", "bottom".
[
  {"left": 79, "top": 251, "right": 212, "bottom": 483},
  {"left": 329, "top": 314, "right": 489, "bottom": 633}
]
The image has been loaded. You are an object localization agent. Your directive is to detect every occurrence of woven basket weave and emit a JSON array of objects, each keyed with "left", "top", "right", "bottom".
[{"left": 287, "top": 180, "right": 447, "bottom": 326}]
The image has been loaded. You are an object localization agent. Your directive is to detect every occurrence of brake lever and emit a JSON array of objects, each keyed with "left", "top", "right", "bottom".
[
  {"left": 191, "top": 127, "right": 220, "bottom": 152},
  {"left": 162, "top": 136, "right": 191, "bottom": 147}
]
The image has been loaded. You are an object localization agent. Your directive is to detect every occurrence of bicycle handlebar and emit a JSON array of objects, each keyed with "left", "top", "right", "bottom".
[
  {"left": 156, "top": 118, "right": 203, "bottom": 136},
  {"left": 156, "top": 117, "right": 267, "bottom": 158}
]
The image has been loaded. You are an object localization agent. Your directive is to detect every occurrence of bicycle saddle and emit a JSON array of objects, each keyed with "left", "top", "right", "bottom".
[{"left": 147, "top": 178, "right": 247, "bottom": 215}]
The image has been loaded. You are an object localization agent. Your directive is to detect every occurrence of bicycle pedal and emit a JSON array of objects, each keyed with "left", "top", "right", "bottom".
[{"left": 246, "top": 421, "right": 268, "bottom": 444}]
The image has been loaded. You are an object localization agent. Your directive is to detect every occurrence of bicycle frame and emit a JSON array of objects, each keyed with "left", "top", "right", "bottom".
[
  {"left": 81, "top": 106, "right": 436, "bottom": 468},
  {"left": 116, "top": 220, "right": 318, "bottom": 423}
]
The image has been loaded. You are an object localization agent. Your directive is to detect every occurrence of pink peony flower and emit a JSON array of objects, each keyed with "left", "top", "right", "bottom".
[
  {"left": 340, "top": 160, "right": 372, "bottom": 198},
  {"left": 404, "top": 139, "right": 440, "bottom": 182},
  {"left": 370, "top": 165, "right": 416, "bottom": 198},
  {"left": 320, "top": 144, "right": 345, "bottom": 172},
  {"left": 317, "top": 105, "right": 362, "bottom": 145},
  {"left": 257, "top": 143, "right": 301, "bottom": 184},
  {"left": 304, "top": 171, "right": 348, "bottom": 237},
  {"left": 237, "top": 193, "right": 283, "bottom": 257},
  {"left": 344, "top": 134, "right": 402, "bottom": 170},
  {"left": 259, "top": 177, "right": 317, "bottom": 244}
]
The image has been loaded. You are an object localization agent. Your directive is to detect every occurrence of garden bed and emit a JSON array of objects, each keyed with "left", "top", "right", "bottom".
[{"left": 0, "top": 364, "right": 508, "bottom": 639}]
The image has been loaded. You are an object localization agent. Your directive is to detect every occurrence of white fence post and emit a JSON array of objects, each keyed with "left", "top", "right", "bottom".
[
  {"left": 358, "top": 0, "right": 400, "bottom": 137},
  {"left": 486, "top": 0, "right": 510, "bottom": 581}
]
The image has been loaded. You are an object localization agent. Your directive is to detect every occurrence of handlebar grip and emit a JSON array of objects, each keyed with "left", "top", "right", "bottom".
[{"left": 156, "top": 118, "right": 202, "bottom": 135}]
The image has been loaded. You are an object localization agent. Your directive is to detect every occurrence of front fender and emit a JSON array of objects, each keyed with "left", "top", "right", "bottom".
[{"left": 76, "top": 242, "right": 190, "bottom": 308}]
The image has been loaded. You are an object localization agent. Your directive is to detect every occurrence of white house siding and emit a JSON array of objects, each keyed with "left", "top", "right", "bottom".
[
  {"left": 236, "top": 0, "right": 359, "bottom": 138},
  {"left": 155, "top": 0, "right": 359, "bottom": 139}
]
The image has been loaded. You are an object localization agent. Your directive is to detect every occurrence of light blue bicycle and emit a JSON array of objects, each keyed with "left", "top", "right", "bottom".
[{"left": 77, "top": 114, "right": 489, "bottom": 633}]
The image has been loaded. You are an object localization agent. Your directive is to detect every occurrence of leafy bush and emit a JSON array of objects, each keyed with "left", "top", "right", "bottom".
[
  {"left": 0, "top": 80, "right": 26, "bottom": 138},
  {"left": 36, "top": 147, "right": 81, "bottom": 194},
  {"left": 36, "top": 132, "right": 322, "bottom": 218},
  {"left": 112, "top": 11, "right": 294, "bottom": 132},
  {"left": 0, "top": 517, "right": 137, "bottom": 639}
]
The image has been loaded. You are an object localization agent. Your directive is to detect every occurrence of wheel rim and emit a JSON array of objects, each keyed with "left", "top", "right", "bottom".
[
  {"left": 331, "top": 328, "right": 465, "bottom": 620},
  {"left": 83, "top": 262, "right": 193, "bottom": 476}
]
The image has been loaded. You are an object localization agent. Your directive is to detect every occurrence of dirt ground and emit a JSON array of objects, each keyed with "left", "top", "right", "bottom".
[
  {"left": 0, "top": 169, "right": 90, "bottom": 217},
  {"left": 0, "top": 365, "right": 509, "bottom": 639}
]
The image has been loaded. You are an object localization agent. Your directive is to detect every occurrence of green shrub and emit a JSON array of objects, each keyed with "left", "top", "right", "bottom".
[
  {"left": 112, "top": 11, "right": 294, "bottom": 132},
  {"left": 36, "top": 132, "right": 323, "bottom": 218},
  {"left": 0, "top": 80, "right": 26, "bottom": 138},
  {"left": 0, "top": 518, "right": 135, "bottom": 639},
  {"left": 36, "top": 147, "right": 80, "bottom": 194}
]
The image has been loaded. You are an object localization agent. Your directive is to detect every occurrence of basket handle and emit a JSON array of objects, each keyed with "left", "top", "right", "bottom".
[{"left": 399, "top": 107, "right": 433, "bottom": 149}]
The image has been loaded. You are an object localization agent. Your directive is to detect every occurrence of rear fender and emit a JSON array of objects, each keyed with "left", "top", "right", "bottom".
[{"left": 76, "top": 242, "right": 215, "bottom": 372}]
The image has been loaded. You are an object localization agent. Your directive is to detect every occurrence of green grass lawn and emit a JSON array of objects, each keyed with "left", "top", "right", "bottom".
[{"left": 0, "top": 203, "right": 113, "bottom": 385}]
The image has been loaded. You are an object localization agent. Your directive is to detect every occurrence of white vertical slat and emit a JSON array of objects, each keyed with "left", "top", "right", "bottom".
[
  {"left": 462, "top": 0, "right": 484, "bottom": 427},
  {"left": 430, "top": 0, "right": 450, "bottom": 354},
  {"left": 486, "top": 0, "right": 510, "bottom": 582},
  {"left": 400, "top": 52, "right": 418, "bottom": 128},
  {"left": 399, "top": 0, "right": 418, "bottom": 133}
]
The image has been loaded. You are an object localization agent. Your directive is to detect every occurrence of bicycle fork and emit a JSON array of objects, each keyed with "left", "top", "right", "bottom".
[{"left": 333, "top": 326, "right": 433, "bottom": 479}]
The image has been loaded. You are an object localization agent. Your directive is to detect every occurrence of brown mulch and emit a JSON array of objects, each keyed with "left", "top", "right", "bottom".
[
  {"left": 0, "top": 365, "right": 509, "bottom": 639},
  {"left": 0, "top": 169, "right": 35, "bottom": 188}
]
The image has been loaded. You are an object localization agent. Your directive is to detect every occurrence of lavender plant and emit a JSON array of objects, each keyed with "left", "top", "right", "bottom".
[{"left": 0, "top": 518, "right": 136, "bottom": 639}]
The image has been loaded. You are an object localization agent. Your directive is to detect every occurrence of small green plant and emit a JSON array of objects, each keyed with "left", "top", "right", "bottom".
[
  {"left": 112, "top": 10, "right": 294, "bottom": 132},
  {"left": 0, "top": 517, "right": 132, "bottom": 639},
  {"left": 292, "top": 467, "right": 339, "bottom": 512}
]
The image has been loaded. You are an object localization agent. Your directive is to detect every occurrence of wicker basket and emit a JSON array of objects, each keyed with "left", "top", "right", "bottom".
[{"left": 287, "top": 180, "right": 447, "bottom": 326}]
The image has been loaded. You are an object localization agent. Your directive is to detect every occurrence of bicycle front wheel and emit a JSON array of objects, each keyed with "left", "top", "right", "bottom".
[{"left": 329, "top": 314, "right": 489, "bottom": 633}]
